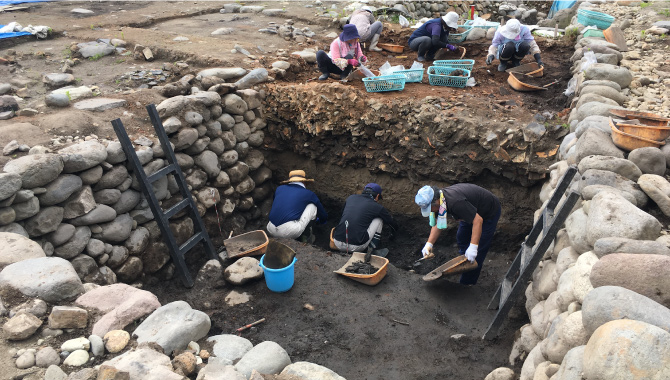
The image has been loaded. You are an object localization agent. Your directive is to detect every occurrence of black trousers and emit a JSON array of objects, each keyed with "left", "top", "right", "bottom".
[
  {"left": 499, "top": 41, "right": 530, "bottom": 62},
  {"left": 316, "top": 50, "right": 352, "bottom": 76},
  {"left": 409, "top": 36, "right": 441, "bottom": 59}
]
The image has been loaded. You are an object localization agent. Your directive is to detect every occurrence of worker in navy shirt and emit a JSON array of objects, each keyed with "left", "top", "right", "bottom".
[
  {"left": 408, "top": 12, "right": 460, "bottom": 62},
  {"left": 332, "top": 183, "right": 398, "bottom": 257},
  {"left": 267, "top": 170, "right": 327, "bottom": 243},
  {"left": 415, "top": 184, "right": 501, "bottom": 285}
]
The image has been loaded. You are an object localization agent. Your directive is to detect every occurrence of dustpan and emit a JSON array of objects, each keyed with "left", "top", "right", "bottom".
[
  {"left": 507, "top": 72, "right": 548, "bottom": 92},
  {"left": 263, "top": 240, "right": 296, "bottom": 269},
  {"left": 334, "top": 252, "right": 389, "bottom": 286},
  {"left": 422, "top": 256, "right": 478, "bottom": 282},
  {"left": 506, "top": 62, "right": 544, "bottom": 78}
]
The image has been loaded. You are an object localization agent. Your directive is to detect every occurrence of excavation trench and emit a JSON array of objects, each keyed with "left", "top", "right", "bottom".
[{"left": 148, "top": 77, "right": 569, "bottom": 379}]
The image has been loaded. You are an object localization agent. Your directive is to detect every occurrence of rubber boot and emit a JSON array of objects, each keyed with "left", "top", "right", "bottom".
[
  {"left": 369, "top": 34, "right": 382, "bottom": 52},
  {"left": 510, "top": 58, "right": 521, "bottom": 68},
  {"left": 340, "top": 67, "right": 352, "bottom": 80},
  {"left": 318, "top": 73, "right": 329, "bottom": 80},
  {"left": 498, "top": 60, "right": 509, "bottom": 72}
]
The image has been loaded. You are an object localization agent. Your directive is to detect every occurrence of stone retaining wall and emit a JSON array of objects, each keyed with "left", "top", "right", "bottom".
[
  {"left": 0, "top": 77, "right": 271, "bottom": 286},
  {"left": 380, "top": 1, "right": 550, "bottom": 25},
  {"left": 487, "top": 2, "right": 670, "bottom": 379}
]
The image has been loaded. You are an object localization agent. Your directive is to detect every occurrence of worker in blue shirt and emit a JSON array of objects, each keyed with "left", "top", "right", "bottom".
[
  {"left": 408, "top": 12, "right": 460, "bottom": 62},
  {"left": 267, "top": 170, "right": 327, "bottom": 243}
]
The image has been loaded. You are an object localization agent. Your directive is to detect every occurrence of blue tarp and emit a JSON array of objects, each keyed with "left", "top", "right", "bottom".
[
  {"left": 548, "top": 0, "right": 578, "bottom": 19},
  {"left": 0, "top": 25, "right": 32, "bottom": 40},
  {"left": 0, "top": 0, "right": 48, "bottom": 6}
]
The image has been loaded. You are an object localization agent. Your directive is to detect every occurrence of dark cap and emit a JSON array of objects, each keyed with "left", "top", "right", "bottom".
[{"left": 364, "top": 183, "right": 383, "bottom": 199}]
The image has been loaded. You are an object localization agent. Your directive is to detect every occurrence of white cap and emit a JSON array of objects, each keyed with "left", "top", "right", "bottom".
[
  {"left": 501, "top": 19, "right": 521, "bottom": 39},
  {"left": 361, "top": 6, "right": 372, "bottom": 12},
  {"left": 442, "top": 11, "right": 459, "bottom": 29}
]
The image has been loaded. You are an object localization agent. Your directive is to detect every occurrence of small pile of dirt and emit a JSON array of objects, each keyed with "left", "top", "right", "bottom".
[
  {"left": 447, "top": 69, "right": 467, "bottom": 77},
  {"left": 345, "top": 260, "right": 379, "bottom": 275}
]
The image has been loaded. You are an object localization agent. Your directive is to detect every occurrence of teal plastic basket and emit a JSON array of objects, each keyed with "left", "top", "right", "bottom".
[
  {"left": 363, "top": 74, "right": 406, "bottom": 92},
  {"left": 447, "top": 25, "right": 473, "bottom": 43},
  {"left": 463, "top": 20, "right": 500, "bottom": 29},
  {"left": 577, "top": 9, "right": 614, "bottom": 30},
  {"left": 393, "top": 69, "right": 424, "bottom": 83},
  {"left": 427, "top": 66, "right": 470, "bottom": 88},
  {"left": 434, "top": 59, "right": 475, "bottom": 70}
]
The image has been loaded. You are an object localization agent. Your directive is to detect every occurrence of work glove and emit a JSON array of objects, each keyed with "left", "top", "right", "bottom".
[
  {"left": 464, "top": 243, "right": 478, "bottom": 263},
  {"left": 347, "top": 59, "right": 360, "bottom": 67},
  {"left": 422, "top": 242, "right": 434, "bottom": 259},
  {"left": 534, "top": 53, "right": 544, "bottom": 67},
  {"left": 344, "top": 53, "right": 354, "bottom": 60},
  {"left": 486, "top": 54, "right": 494, "bottom": 65},
  {"left": 360, "top": 55, "right": 367, "bottom": 64},
  {"left": 446, "top": 44, "right": 458, "bottom": 52}
]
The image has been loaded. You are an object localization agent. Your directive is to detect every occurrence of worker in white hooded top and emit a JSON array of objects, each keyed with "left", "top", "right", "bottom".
[
  {"left": 486, "top": 19, "right": 544, "bottom": 72},
  {"left": 349, "top": 6, "right": 383, "bottom": 52}
]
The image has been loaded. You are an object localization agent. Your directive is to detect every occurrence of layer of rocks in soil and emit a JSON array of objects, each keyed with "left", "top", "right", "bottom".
[
  {"left": 1, "top": 258, "right": 340, "bottom": 380},
  {"left": 485, "top": 1, "right": 670, "bottom": 379}
]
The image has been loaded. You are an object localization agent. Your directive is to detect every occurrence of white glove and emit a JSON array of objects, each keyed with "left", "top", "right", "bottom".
[
  {"left": 465, "top": 244, "right": 478, "bottom": 262},
  {"left": 422, "top": 242, "right": 434, "bottom": 258}
]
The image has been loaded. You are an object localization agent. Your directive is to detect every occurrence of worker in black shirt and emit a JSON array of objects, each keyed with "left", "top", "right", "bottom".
[
  {"left": 332, "top": 183, "right": 398, "bottom": 257},
  {"left": 414, "top": 184, "right": 501, "bottom": 285}
]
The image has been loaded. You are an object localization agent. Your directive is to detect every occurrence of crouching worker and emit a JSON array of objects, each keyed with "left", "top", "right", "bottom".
[
  {"left": 332, "top": 183, "right": 398, "bottom": 257},
  {"left": 267, "top": 170, "right": 327, "bottom": 243},
  {"left": 486, "top": 19, "right": 543, "bottom": 72},
  {"left": 408, "top": 12, "right": 460, "bottom": 62},
  {"left": 316, "top": 24, "right": 368, "bottom": 80},
  {"left": 414, "top": 184, "right": 501, "bottom": 285},
  {"left": 350, "top": 6, "right": 383, "bottom": 52}
]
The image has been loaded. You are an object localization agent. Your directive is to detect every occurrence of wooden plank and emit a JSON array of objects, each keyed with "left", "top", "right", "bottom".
[{"left": 604, "top": 26, "right": 628, "bottom": 52}]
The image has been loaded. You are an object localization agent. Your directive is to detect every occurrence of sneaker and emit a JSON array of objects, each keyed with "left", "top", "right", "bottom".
[
  {"left": 318, "top": 73, "right": 329, "bottom": 80},
  {"left": 497, "top": 62, "right": 508, "bottom": 72},
  {"left": 417, "top": 56, "right": 426, "bottom": 62}
]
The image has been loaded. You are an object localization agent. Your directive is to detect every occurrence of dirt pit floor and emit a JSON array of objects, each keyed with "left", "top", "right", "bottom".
[{"left": 149, "top": 233, "right": 525, "bottom": 380}]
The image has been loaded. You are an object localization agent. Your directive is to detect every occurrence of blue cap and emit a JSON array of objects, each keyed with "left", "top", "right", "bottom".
[
  {"left": 340, "top": 24, "right": 361, "bottom": 42},
  {"left": 364, "top": 183, "right": 383, "bottom": 199},
  {"left": 415, "top": 185, "right": 435, "bottom": 217}
]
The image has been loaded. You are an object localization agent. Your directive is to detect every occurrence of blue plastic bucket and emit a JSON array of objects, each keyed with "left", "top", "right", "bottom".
[{"left": 259, "top": 255, "right": 297, "bottom": 293}]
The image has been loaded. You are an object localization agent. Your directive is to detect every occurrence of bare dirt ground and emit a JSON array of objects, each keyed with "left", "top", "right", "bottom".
[{"left": 0, "top": 1, "right": 570, "bottom": 378}]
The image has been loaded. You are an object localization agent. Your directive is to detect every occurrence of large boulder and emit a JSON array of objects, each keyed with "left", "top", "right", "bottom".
[
  {"left": 590, "top": 253, "right": 670, "bottom": 307},
  {"left": 197, "top": 67, "right": 247, "bottom": 80},
  {"left": 0, "top": 257, "right": 84, "bottom": 302},
  {"left": 578, "top": 155, "right": 642, "bottom": 181},
  {"left": 628, "top": 147, "right": 666, "bottom": 175},
  {"left": 543, "top": 311, "right": 588, "bottom": 363},
  {"left": 582, "top": 320, "right": 670, "bottom": 380},
  {"left": 3, "top": 154, "right": 63, "bottom": 188},
  {"left": 58, "top": 141, "right": 108, "bottom": 173},
  {"left": 234, "top": 341, "right": 291, "bottom": 379},
  {"left": 54, "top": 226, "right": 91, "bottom": 259},
  {"left": 133, "top": 301, "right": 210, "bottom": 355},
  {"left": 556, "top": 252, "right": 598, "bottom": 310},
  {"left": 38, "top": 175, "right": 83, "bottom": 206},
  {"left": 583, "top": 63, "right": 633, "bottom": 88},
  {"left": 565, "top": 208, "right": 592, "bottom": 253},
  {"left": 24, "top": 207, "right": 64, "bottom": 237},
  {"left": 574, "top": 102, "right": 624, "bottom": 123},
  {"left": 76, "top": 283, "right": 161, "bottom": 337},
  {"left": 574, "top": 128, "right": 624, "bottom": 164},
  {"left": 102, "top": 348, "right": 183, "bottom": 380},
  {"left": 196, "top": 361, "right": 245, "bottom": 380},
  {"left": 95, "top": 213, "right": 133, "bottom": 243},
  {"left": 224, "top": 257, "right": 263, "bottom": 285},
  {"left": 578, "top": 169, "right": 647, "bottom": 207},
  {"left": 3, "top": 312, "right": 42, "bottom": 340},
  {"left": 208, "top": 334, "right": 253, "bottom": 363},
  {"left": 579, "top": 85, "right": 627, "bottom": 105},
  {"left": 582, "top": 285, "right": 670, "bottom": 336},
  {"left": 586, "top": 191, "right": 660, "bottom": 246},
  {"left": 638, "top": 174, "right": 670, "bottom": 216},
  {"left": 0, "top": 172, "right": 22, "bottom": 201},
  {"left": 551, "top": 345, "right": 585, "bottom": 380},
  {"left": 593, "top": 237, "right": 670, "bottom": 258},
  {"left": 281, "top": 362, "right": 346, "bottom": 380},
  {"left": 0, "top": 232, "right": 45, "bottom": 268}
]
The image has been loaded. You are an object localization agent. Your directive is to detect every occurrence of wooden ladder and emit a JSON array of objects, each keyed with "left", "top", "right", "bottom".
[
  {"left": 111, "top": 104, "right": 217, "bottom": 288},
  {"left": 483, "top": 166, "right": 580, "bottom": 340}
]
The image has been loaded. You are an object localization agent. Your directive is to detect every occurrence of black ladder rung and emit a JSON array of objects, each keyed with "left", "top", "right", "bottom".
[
  {"left": 147, "top": 164, "right": 176, "bottom": 183},
  {"left": 163, "top": 198, "right": 190, "bottom": 220},
  {"left": 179, "top": 232, "right": 205, "bottom": 255}
]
